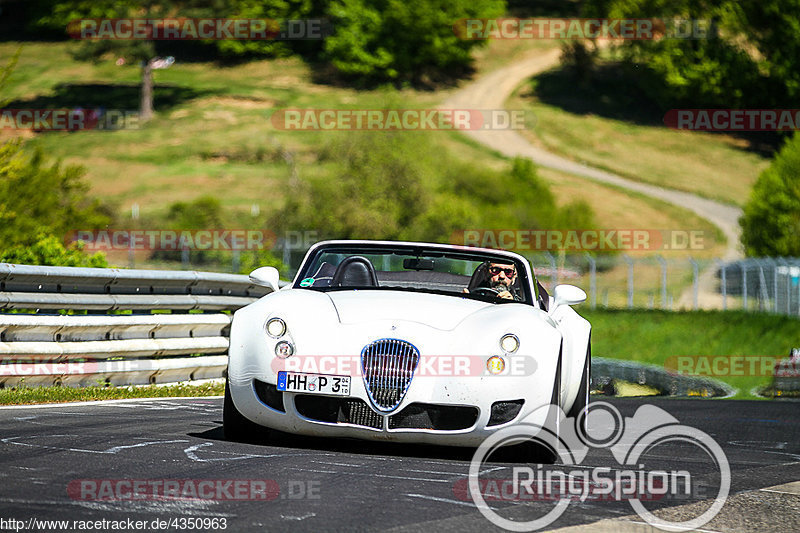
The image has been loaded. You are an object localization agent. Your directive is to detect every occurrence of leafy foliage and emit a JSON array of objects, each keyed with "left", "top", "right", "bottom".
[
  {"left": 740, "top": 132, "right": 800, "bottom": 256},
  {"left": 0, "top": 140, "right": 111, "bottom": 253},
  {"left": 0, "top": 234, "right": 108, "bottom": 267},
  {"left": 322, "top": 0, "right": 505, "bottom": 84},
  {"left": 582, "top": 0, "right": 798, "bottom": 108},
  {"left": 276, "top": 131, "right": 595, "bottom": 245},
  {"left": 148, "top": 196, "right": 287, "bottom": 275},
  {"left": 40, "top": 0, "right": 503, "bottom": 85}
]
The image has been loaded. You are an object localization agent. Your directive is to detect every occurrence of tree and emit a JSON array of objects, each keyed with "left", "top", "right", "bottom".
[
  {"left": 0, "top": 46, "right": 22, "bottom": 108},
  {"left": 274, "top": 131, "right": 596, "bottom": 246},
  {"left": 322, "top": 0, "right": 506, "bottom": 84},
  {"left": 740, "top": 132, "right": 800, "bottom": 256},
  {"left": 39, "top": 1, "right": 198, "bottom": 121},
  {"left": 582, "top": 0, "right": 800, "bottom": 108},
  {"left": 0, "top": 140, "right": 111, "bottom": 252},
  {"left": 0, "top": 234, "right": 108, "bottom": 267}
]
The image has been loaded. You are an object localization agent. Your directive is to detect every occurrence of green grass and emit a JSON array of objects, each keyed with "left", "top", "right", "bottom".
[
  {"left": 583, "top": 308, "right": 799, "bottom": 399},
  {"left": 509, "top": 61, "right": 770, "bottom": 207},
  {"left": 0, "top": 381, "right": 223, "bottom": 405}
]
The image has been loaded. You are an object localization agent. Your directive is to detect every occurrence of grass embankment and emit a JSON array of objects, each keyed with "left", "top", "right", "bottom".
[
  {"left": 0, "top": 43, "right": 764, "bottom": 298},
  {"left": 584, "top": 308, "right": 799, "bottom": 399},
  {"left": 0, "top": 41, "right": 730, "bottom": 241},
  {"left": 0, "top": 380, "right": 224, "bottom": 405},
  {"left": 509, "top": 56, "right": 771, "bottom": 207}
]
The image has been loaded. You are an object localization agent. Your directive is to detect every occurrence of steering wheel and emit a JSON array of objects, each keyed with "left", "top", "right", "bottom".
[{"left": 472, "top": 287, "right": 502, "bottom": 297}]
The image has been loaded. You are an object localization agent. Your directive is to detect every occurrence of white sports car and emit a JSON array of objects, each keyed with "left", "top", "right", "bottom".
[{"left": 225, "top": 240, "right": 591, "bottom": 454}]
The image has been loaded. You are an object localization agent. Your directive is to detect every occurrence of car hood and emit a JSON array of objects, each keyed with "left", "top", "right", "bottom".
[{"left": 325, "top": 290, "right": 495, "bottom": 330}]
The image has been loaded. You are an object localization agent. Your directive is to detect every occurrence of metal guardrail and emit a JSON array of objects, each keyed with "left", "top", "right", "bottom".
[{"left": 0, "top": 264, "right": 276, "bottom": 387}]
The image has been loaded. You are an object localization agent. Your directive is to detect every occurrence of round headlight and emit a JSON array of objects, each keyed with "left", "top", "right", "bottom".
[
  {"left": 500, "top": 334, "right": 520, "bottom": 354},
  {"left": 486, "top": 355, "right": 506, "bottom": 375},
  {"left": 275, "top": 341, "right": 294, "bottom": 358},
  {"left": 266, "top": 318, "right": 287, "bottom": 338}
]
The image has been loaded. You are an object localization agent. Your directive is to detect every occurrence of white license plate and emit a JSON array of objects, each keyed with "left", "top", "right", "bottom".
[{"left": 276, "top": 371, "right": 351, "bottom": 396}]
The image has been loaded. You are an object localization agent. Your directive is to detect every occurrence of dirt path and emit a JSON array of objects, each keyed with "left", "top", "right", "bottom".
[{"left": 442, "top": 47, "right": 743, "bottom": 308}]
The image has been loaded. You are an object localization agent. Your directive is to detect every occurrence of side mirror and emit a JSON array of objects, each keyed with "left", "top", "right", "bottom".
[
  {"left": 249, "top": 266, "right": 280, "bottom": 293},
  {"left": 553, "top": 284, "right": 586, "bottom": 308}
]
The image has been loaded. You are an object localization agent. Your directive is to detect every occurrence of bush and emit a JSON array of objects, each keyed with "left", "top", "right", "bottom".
[
  {"left": 148, "top": 196, "right": 287, "bottom": 275},
  {"left": 0, "top": 140, "right": 111, "bottom": 259},
  {"left": 0, "top": 234, "right": 108, "bottom": 267},
  {"left": 740, "top": 132, "right": 800, "bottom": 256},
  {"left": 275, "top": 130, "right": 596, "bottom": 246}
]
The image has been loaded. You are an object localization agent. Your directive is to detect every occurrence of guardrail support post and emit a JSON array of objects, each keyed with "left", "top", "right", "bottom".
[
  {"left": 623, "top": 255, "right": 634, "bottom": 309},
  {"left": 656, "top": 255, "right": 667, "bottom": 309},
  {"left": 689, "top": 257, "right": 698, "bottom": 310},
  {"left": 584, "top": 253, "right": 596, "bottom": 309},
  {"left": 717, "top": 259, "right": 727, "bottom": 311},
  {"left": 742, "top": 263, "right": 748, "bottom": 311}
]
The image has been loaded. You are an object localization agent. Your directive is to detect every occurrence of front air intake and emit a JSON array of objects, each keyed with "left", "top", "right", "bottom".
[{"left": 361, "top": 338, "right": 419, "bottom": 412}]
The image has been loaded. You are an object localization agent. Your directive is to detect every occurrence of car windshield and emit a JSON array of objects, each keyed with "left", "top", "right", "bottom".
[{"left": 294, "top": 244, "right": 533, "bottom": 304}]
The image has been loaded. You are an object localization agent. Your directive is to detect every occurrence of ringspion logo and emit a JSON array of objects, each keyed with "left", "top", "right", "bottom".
[{"left": 467, "top": 402, "right": 729, "bottom": 531}]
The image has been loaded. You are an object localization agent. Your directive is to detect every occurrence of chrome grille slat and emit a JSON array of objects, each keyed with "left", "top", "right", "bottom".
[{"left": 361, "top": 338, "right": 419, "bottom": 412}]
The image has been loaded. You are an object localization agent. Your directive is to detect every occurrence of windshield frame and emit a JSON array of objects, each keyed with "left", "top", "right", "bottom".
[{"left": 292, "top": 241, "right": 536, "bottom": 306}]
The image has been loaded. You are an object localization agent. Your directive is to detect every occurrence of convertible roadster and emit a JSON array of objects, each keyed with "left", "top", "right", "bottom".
[{"left": 225, "top": 240, "right": 591, "bottom": 454}]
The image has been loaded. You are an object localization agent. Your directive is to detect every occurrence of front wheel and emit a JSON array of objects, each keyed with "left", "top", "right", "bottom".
[
  {"left": 566, "top": 342, "right": 591, "bottom": 441},
  {"left": 512, "top": 348, "right": 563, "bottom": 464},
  {"left": 223, "top": 379, "right": 269, "bottom": 442}
]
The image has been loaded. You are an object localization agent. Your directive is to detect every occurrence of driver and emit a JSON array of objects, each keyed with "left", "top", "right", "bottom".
[{"left": 464, "top": 262, "right": 521, "bottom": 301}]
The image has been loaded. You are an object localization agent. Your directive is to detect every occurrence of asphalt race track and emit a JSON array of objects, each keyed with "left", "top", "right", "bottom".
[{"left": 1, "top": 397, "right": 798, "bottom": 532}]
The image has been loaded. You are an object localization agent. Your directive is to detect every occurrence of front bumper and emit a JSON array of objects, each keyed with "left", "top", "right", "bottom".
[
  {"left": 229, "top": 374, "right": 557, "bottom": 447},
  {"left": 227, "top": 293, "right": 562, "bottom": 447}
]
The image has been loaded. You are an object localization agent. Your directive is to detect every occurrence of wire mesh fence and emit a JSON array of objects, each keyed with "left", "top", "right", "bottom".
[{"left": 525, "top": 253, "right": 800, "bottom": 315}]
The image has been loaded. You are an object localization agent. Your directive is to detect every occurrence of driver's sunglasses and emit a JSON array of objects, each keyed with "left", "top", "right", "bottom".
[{"left": 489, "top": 266, "right": 515, "bottom": 276}]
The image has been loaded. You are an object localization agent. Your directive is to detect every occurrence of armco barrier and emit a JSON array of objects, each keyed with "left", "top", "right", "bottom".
[
  {"left": 0, "top": 263, "right": 739, "bottom": 396},
  {"left": 0, "top": 263, "right": 276, "bottom": 387}
]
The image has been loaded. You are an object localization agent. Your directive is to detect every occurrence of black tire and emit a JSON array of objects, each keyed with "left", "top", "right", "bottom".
[
  {"left": 511, "top": 346, "right": 562, "bottom": 464},
  {"left": 223, "top": 380, "right": 268, "bottom": 442},
  {"left": 566, "top": 341, "right": 591, "bottom": 441}
]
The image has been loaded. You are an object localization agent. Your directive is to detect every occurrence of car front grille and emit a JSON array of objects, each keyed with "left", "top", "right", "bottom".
[
  {"left": 487, "top": 399, "right": 524, "bottom": 426},
  {"left": 253, "top": 379, "right": 285, "bottom": 413},
  {"left": 388, "top": 403, "right": 479, "bottom": 430},
  {"left": 294, "top": 395, "right": 383, "bottom": 429},
  {"left": 361, "top": 338, "right": 419, "bottom": 411}
]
